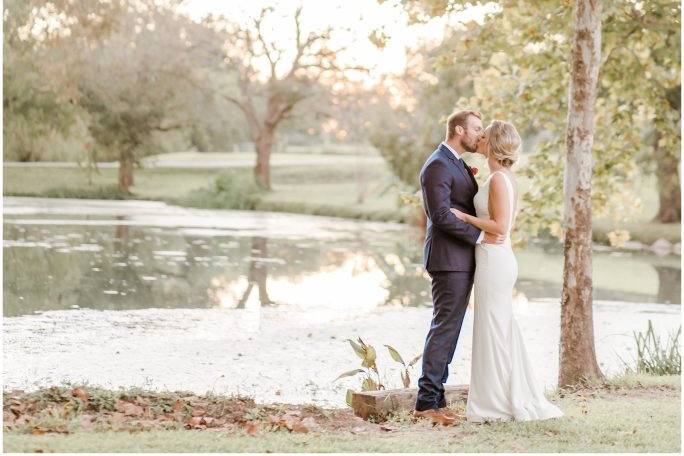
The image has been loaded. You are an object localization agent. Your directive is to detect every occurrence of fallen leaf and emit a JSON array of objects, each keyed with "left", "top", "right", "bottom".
[
  {"left": 80, "top": 415, "right": 95, "bottom": 430},
  {"left": 114, "top": 399, "right": 144, "bottom": 417},
  {"left": 291, "top": 420, "right": 309, "bottom": 433},
  {"left": 301, "top": 416, "right": 318, "bottom": 431},
  {"left": 172, "top": 400, "right": 184, "bottom": 413},
  {"left": 114, "top": 400, "right": 126, "bottom": 413},
  {"left": 244, "top": 420, "right": 260, "bottom": 436},
  {"left": 30, "top": 426, "right": 69, "bottom": 435},
  {"left": 71, "top": 388, "right": 89, "bottom": 404},
  {"left": 185, "top": 416, "right": 206, "bottom": 430},
  {"left": 203, "top": 417, "right": 218, "bottom": 427},
  {"left": 380, "top": 425, "right": 397, "bottom": 432},
  {"left": 266, "top": 415, "right": 283, "bottom": 430},
  {"left": 9, "top": 403, "right": 26, "bottom": 416},
  {"left": 123, "top": 403, "right": 144, "bottom": 417},
  {"left": 208, "top": 418, "right": 227, "bottom": 429},
  {"left": 282, "top": 416, "right": 296, "bottom": 431}
]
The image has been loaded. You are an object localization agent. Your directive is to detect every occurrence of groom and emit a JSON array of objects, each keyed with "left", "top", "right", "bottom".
[{"left": 414, "top": 109, "right": 504, "bottom": 421}]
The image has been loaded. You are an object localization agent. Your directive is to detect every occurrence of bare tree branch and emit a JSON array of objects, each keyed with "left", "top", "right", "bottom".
[
  {"left": 198, "top": 5, "right": 369, "bottom": 188},
  {"left": 254, "top": 7, "right": 278, "bottom": 80}
]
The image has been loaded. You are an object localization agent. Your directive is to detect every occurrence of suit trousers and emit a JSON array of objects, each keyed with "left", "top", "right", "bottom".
[{"left": 415, "top": 270, "right": 474, "bottom": 411}]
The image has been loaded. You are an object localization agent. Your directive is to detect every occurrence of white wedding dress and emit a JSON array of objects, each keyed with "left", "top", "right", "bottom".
[{"left": 466, "top": 171, "right": 564, "bottom": 423}]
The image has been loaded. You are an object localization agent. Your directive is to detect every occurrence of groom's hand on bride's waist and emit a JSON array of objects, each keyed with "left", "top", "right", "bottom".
[{"left": 482, "top": 232, "right": 506, "bottom": 244}]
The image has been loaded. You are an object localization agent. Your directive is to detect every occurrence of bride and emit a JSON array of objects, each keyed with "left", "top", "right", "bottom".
[{"left": 450, "top": 120, "right": 564, "bottom": 422}]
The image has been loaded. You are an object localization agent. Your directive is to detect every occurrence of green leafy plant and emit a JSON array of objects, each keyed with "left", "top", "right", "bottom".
[
  {"left": 384, "top": 344, "right": 422, "bottom": 388},
  {"left": 618, "top": 320, "right": 681, "bottom": 375},
  {"left": 334, "top": 337, "right": 422, "bottom": 406}
]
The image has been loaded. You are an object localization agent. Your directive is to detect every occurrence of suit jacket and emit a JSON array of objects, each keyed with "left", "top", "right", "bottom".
[{"left": 420, "top": 144, "right": 481, "bottom": 272}]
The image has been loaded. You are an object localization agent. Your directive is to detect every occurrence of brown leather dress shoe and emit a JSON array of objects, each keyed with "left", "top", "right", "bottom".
[
  {"left": 437, "top": 407, "right": 458, "bottom": 419},
  {"left": 412, "top": 408, "right": 457, "bottom": 426},
  {"left": 440, "top": 407, "right": 468, "bottom": 422}
]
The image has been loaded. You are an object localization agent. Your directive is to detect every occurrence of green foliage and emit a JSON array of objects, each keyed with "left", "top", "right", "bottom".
[
  {"left": 335, "top": 337, "right": 421, "bottom": 395},
  {"left": 42, "top": 184, "right": 130, "bottom": 200},
  {"left": 385, "top": 344, "right": 422, "bottom": 388},
  {"left": 378, "top": 0, "right": 681, "bottom": 239},
  {"left": 621, "top": 320, "right": 681, "bottom": 376},
  {"left": 335, "top": 338, "right": 382, "bottom": 392},
  {"left": 4, "top": 0, "right": 217, "bottom": 189},
  {"left": 479, "top": 0, "right": 683, "bottom": 232},
  {"left": 72, "top": 3, "right": 209, "bottom": 188},
  {"left": 255, "top": 200, "right": 409, "bottom": 223},
  {"left": 3, "top": 0, "right": 78, "bottom": 161},
  {"left": 368, "top": 47, "right": 475, "bottom": 189},
  {"left": 180, "top": 173, "right": 265, "bottom": 210}
]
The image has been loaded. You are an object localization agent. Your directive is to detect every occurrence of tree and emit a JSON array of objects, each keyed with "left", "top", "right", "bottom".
[
  {"left": 70, "top": 1, "right": 209, "bottom": 192},
  {"left": 4, "top": 0, "right": 212, "bottom": 190},
  {"left": 380, "top": 0, "right": 681, "bottom": 234},
  {"left": 364, "top": 43, "right": 477, "bottom": 227},
  {"left": 559, "top": 0, "right": 604, "bottom": 387},
  {"left": 202, "top": 7, "right": 366, "bottom": 189},
  {"left": 3, "top": 0, "right": 77, "bottom": 161},
  {"left": 369, "top": 47, "right": 474, "bottom": 186}
]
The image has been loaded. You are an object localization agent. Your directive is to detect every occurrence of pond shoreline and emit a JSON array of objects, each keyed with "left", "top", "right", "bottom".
[{"left": 3, "top": 195, "right": 680, "bottom": 254}]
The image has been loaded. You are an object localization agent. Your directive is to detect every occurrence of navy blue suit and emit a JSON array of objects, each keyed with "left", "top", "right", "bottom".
[{"left": 415, "top": 144, "right": 482, "bottom": 411}]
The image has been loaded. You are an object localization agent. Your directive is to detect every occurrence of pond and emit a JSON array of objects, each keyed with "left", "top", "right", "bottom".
[{"left": 3, "top": 197, "right": 681, "bottom": 407}]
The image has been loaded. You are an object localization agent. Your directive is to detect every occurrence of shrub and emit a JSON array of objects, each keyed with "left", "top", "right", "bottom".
[{"left": 179, "top": 173, "right": 265, "bottom": 210}]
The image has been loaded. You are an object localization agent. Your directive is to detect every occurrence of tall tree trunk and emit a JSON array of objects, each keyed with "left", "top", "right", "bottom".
[
  {"left": 652, "top": 130, "right": 681, "bottom": 223},
  {"left": 118, "top": 150, "right": 134, "bottom": 193},
  {"left": 255, "top": 131, "right": 274, "bottom": 190},
  {"left": 559, "top": 0, "right": 604, "bottom": 388}
]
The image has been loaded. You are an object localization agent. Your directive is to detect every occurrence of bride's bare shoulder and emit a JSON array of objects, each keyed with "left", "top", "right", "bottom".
[
  {"left": 488, "top": 171, "right": 518, "bottom": 199},
  {"left": 491, "top": 170, "right": 517, "bottom": 186}
]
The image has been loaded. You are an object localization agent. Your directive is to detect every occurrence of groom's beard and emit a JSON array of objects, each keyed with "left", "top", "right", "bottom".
[{"left": 462, "top": 139, "right": 478, "bottom": 153}]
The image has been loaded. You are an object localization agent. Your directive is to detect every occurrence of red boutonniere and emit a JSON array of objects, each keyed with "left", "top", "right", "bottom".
[{"left": 470, "top": 166, "right": 479, "bottom": 176}]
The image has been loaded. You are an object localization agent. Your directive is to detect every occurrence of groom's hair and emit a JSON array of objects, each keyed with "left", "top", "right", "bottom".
[{"left": 446, "top": 109, "right": 482, "bottom": 140}]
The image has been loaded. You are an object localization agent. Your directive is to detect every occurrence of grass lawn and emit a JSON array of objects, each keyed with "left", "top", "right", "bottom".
[
  {"left": 3, "top": 166, "right": 219, "bottom": 201},
  {"left": 3, "top": 156, "right": 679, "bottom": 243},
  {"left": 3, "top": 373, "right": 680, "bottom": 453},
  {"left": 3, "top": 160, "right": 413, "bottom": 223}
]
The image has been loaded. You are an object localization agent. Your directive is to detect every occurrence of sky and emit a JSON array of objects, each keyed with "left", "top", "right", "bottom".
[{"left": 180, "top": 0, "right": 497, "bottom": 83}]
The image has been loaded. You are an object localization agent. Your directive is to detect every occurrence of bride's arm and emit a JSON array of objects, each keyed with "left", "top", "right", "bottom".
[{"left": 450, "top": 174, "right": 510, "bottom": 236}]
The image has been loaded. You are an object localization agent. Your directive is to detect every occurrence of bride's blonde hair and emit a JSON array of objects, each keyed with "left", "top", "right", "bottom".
[{"left": 485, "top": 120, "right": 521, "bottom": 167}]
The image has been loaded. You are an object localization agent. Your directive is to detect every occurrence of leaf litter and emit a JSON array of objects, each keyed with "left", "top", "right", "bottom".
[{"left": 2, "top": 385, "right": 376, "bottom": 436}]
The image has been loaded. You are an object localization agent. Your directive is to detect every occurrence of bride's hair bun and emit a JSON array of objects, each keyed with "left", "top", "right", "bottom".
[{"left": 486, "top": 120, "right": 521, "bottom": 167}]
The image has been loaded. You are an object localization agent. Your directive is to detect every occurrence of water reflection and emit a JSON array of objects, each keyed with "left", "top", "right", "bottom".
[
  {"left": 3, "top": 208, "right": 681, "bottom": 317},
  {"left": 656, "top": 266, "right": 681, "bottom": 304},
  {"left": 208, "top": 237, "right": 276, "bottom": 309}
]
